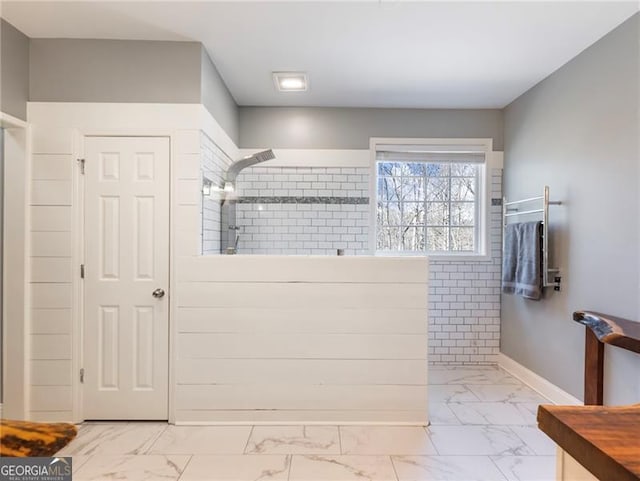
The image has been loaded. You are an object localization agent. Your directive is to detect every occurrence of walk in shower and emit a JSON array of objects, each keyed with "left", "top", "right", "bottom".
[
  {"left": 190, "top": 136, "right": 429, "bottom": 426},
  {"left": 200, "top": 141, "right": 370, "bottom": 256}
]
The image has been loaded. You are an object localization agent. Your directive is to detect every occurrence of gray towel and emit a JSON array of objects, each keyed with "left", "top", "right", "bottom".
[{"left": 502, "top": 221, "right": 543, "bottom": 300}]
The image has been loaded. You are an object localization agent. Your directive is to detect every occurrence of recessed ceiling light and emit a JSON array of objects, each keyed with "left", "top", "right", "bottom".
[{"left": 273, "top": 72, "right": 308, "bottom": 92}]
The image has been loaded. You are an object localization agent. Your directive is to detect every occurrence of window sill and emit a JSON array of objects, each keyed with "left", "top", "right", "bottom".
[{"left": 374, "top": 251, "right": 493, "bottom": 262}]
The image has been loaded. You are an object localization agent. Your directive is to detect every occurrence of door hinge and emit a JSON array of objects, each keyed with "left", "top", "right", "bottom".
[
  {"left": 80, "top": 368, "right": 85, "bottom": 384},
  {"left": 80, "top": 264, "right": 85, "bottom": 279},
  {"left": 78, "top": 158, "right": 85, "bottom": 175}
]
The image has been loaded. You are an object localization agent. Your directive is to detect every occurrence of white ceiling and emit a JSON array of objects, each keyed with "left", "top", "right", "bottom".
[{"left": 3, "top": 1, "right": 638, "bottom": 109}]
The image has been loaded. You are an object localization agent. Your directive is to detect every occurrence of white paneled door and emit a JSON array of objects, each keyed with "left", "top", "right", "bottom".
[{"left": 83, "top": 137, "right": 170, "bottom": 420}]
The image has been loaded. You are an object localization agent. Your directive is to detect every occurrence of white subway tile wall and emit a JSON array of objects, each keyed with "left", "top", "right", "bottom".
[
  {"left": 234, "top": 167, "right": 370, "bottom": 255},
  {"left": 201, "top": 133, "right": 232, "bottom": 255},
  {"left": 428, "top": 168, "right": 503, "bottom": 365}
]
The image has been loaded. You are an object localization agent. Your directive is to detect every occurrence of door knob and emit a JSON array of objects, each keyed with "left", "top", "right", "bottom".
[{"left": 152, "top": 288, "right": 165, "bottom": 298}]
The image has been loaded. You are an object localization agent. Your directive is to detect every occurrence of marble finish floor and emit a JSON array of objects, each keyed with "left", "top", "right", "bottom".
[{"left": 60, "top": 366, "right": 557, "bottom": 480}]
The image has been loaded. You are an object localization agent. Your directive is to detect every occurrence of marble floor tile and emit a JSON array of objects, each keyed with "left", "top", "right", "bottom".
[
  {"left": 448, "top": 402, "right": 536, "bottom": 425},
  {"left": 179, "top": 455, "right": 291, "bottom": 481},
  {"left": 429, "top": 385, "right": 480, "bottom": 403},
  {"left": 429, "top": 403, "right": 461, "bottom": 425},
  {"left": 289, "top": 455, "right": 397, "bottom": 481},
  {"left": 147, "top": 426, "right": 253, "bottom": 454},
  {"left": 245, "top": 426, "right": 341, "bottom": 455},
  {"left": 428, "top": 425, "right": 534, "bottom": 456},
  {"left": 509, "top": 426, "right": 557, "bottom": 455},
  {"left": 57, "top": 423, "right": 167, "bottom": 456},
  {"left": 429, "top": 369, "right": 521, "bottom": 385},
  {"left": 339, "top": 426, "right": 437, "bottom": 455},
  {"left": 392, "top": 455, "right": 508, "bottom": 481},
  {"left": 491, "top": 455, "right": 556, "bottom": 481},
  {"left": 513, "top": 403, "right": 542, "bottom": 425},
  {"left": 73, "top": 454, "right": 189, "bottom": 481},
  {"left": 465, "top": 385, "right": 549, "bottom": 403},
  {"left": 57, "top": 367, "right": 560, "bottom": 480},
  {"left": 70, "top": 455, "right": 91, "bottom": 474}
]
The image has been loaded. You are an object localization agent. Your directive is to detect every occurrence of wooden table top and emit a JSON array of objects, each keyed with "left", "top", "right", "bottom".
[{"left": 538, "top": 404, "right": 640, "bottom": 481}]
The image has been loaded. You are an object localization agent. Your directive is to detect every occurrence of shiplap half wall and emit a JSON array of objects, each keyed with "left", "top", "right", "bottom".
[{"left": 174, "top": 256, "right": 429, "bottom": 424}]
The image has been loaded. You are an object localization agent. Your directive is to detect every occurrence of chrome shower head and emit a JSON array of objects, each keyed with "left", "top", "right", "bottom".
[
  {"left": 225, "top": 149, "right": 276, "bottom": 183},
  {"left": 252, "top": 149, "right": 276, "bottom": 163}
]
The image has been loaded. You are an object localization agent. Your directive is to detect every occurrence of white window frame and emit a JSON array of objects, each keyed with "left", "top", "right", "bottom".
[{"left": 369, "top": 137, "right": 493, "bottom": 260}]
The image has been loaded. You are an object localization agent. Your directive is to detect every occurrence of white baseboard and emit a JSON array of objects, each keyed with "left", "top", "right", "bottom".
[
  {"left": 497, "top": 353, "right": 583, "bottom": 405},
  {"left": 175, "top": 421, "right": 427, "bottom": 426}
]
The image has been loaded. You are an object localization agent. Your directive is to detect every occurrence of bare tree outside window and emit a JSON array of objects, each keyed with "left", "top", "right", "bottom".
[{"left": 377, "top": 162, "right": 478, "bottom": 253}]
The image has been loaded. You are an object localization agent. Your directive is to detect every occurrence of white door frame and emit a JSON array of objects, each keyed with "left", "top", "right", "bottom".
[
  {"left": 1, "top": 112, "right": 31, "bottom": 419},
  {"left": 73, "top": 129, "right": 177, "bottom": 423}
]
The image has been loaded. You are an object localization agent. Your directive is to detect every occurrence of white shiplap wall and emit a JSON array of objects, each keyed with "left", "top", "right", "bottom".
[
  {"left": 179, "top": 145, "right": 429, "bottom": 423},
  {"left": 29, "top": 129, "right": 76, "bottom": 422},
  {"left": 174, "top": 256, "right": 428, "bottom": 424},
  {"left": 25, "top": 103, "right": 230, "bottom": 422}
]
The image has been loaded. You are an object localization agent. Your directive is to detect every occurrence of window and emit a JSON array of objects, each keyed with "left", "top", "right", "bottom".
[{"left": 372, "top": 140, "right": 489, "bottom": 255}]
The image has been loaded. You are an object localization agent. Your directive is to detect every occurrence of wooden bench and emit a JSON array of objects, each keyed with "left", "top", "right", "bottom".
[{"left": 573, "top": 310, "right": 640, "bottom": 405}]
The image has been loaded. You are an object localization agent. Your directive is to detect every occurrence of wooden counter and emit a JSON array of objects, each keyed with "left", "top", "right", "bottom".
[{"left": 538, "top": 404, "right": 640, "bottom": 481}]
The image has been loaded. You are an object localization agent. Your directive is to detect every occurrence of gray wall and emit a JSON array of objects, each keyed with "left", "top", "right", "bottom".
[
  {"left": 0, "top": 19, "right": 29, "bottom": 120},
  {"left": 502, "top": 13, "right": 639, "bottom": 404},
  {"left": 201, "top": 47, "right": 239, "bottom": 145},
  {"left": 29, "top": 39, "right": 241, "bottom": 144},
  {"left": 239, "top": 107, "right": 503, "bottom": 150},
  {"left": 29, "top": 39, "right": 202, "bottom": 104}
]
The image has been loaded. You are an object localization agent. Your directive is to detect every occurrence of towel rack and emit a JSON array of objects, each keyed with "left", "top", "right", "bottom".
[{"left": 503, "top": 185, "right": 562, "bottom": 290}]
